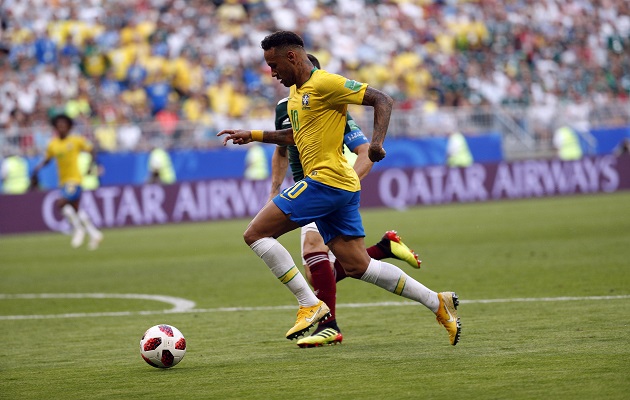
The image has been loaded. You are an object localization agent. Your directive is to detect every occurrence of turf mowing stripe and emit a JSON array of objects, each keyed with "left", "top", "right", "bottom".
[{"left": 1, "top": 294, "right": 629, "bottom": 320}]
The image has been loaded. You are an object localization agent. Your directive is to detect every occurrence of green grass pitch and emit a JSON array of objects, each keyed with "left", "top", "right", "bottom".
[{"left": 1, "top": 192, "right": 629, "bottom": 399}]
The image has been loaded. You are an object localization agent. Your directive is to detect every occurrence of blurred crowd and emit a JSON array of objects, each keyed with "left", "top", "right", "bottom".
[{"left": 0, "top": 0, "right": 629, "bottom": 155}]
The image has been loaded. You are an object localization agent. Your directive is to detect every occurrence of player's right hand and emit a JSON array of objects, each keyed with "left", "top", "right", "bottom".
[
  {"left": 368, "top": 143, "right": 386, "bottom": 162},
  {"left": 217, "top": 130, "right": 253, "bottom": 146}
]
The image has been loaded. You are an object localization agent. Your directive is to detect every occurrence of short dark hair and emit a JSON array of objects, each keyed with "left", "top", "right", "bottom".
[
  {"left": 50, "top": 113, "right": 74, "bottom": 129},
  {"left": 261, "top": 31, "right": 304, "bottom": 51},
  {"left": 307, "top": 54, "right": 321, "bottom": 69}
]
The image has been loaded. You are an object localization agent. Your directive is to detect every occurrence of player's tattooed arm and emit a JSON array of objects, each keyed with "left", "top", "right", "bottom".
[
  {"left": 217, "top": 128, "right": 294, "bottom": 146},
  {"left": 362, "top": 86, "right": 394, "bottom": 162},
  {"left": 268, "top": 145, "right": 289, "bottom": 202},
  {"left": 261, "top": 128, "right": 295, "bottom": 145}
]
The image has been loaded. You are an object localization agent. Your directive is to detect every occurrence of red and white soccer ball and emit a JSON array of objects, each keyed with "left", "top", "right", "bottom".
[{"left": 140, "top": 324, "right": 187, "bottom": 368}]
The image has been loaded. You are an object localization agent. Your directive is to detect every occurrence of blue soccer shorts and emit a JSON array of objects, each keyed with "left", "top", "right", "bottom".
[
  {"left": 272, "top": 177, "right": 365, "bottom": 244},
  {"left": 61, "top": 182, "right": 82, "bottom": 202}
]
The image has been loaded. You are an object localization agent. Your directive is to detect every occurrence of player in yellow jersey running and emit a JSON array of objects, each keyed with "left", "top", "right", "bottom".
[
  {"left": 269, "top": 53, "right": 422, "bottom": 348},
  {"left": 31, "top": 114, "right": 103, "bottom": 250},
  {"left": 218, "top": 31, "right": 460, "bottom": 346}
]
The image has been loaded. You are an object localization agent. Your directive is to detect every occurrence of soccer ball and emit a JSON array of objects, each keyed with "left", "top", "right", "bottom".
[{"left": 140, "top": 324, "right": 187, "bottom": 368}]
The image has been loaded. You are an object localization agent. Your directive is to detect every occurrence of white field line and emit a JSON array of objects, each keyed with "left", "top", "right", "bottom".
[
  {"left": 0, "top": 294, "right": 629, "bottom": 321},
  {"left": 0, "top": 293, "right": 196, "bottom": 320}
]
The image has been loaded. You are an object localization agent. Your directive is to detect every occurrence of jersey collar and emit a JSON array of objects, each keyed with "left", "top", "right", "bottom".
[{"left": 297, "top": 67, "right": 318, "bottom": 89}]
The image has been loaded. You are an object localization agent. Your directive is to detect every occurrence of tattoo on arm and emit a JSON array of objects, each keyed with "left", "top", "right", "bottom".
[
  {"left": 362, "top": 87, "right": 393, "bottom": 145},
  {"left": 270, "top": 182, "right": 282, "bottom": 195},
  {"left": 268, "top": 146, "right": 289, "bottom": 200},
  {"left": 263, "top": 128, "right": 295, "bottom": 145},
  {"left": 361, "top": 87, "right": 379, "bottom": 107}
]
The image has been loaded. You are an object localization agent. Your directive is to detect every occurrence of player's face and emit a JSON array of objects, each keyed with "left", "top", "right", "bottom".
[
  {"left": 264, "top": 47, "right": 296, "bottom": 87},
  {"left": 54, "top": 119, "right": 71, "bottom": 137}
]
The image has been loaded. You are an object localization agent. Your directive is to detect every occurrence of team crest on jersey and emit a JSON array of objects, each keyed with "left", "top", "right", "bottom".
[{"left": 301, "top": 93, "right": 311, "bottom": 109}]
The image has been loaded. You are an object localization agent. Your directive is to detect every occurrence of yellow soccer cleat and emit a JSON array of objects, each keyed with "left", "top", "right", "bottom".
[
  {"left": 297, "top": 328, "right": 343, "bottom": 348},
  {"left": 436, "top": 292, "right": 461, "bottom": 346},
  {"left": 285, "top": 300, "right": 331, "bottom": 340},
  {"left": 381, "top": 230, "right": 421, "bottom": 269}
]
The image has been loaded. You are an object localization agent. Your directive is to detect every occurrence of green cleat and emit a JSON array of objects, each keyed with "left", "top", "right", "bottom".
[
  {"left": 297, "top": 328, "right": 343, "bottom": 348},
  {"left": 380, "top": 230, "right": 421, "bottom": 268}
]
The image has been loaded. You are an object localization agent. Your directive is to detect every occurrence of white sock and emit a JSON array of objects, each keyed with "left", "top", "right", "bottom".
[
  {"left": 361, "top": 258, "right": 440, "bottom": 313},
  {"left": 77, "top": 209, "right": 101, "bottom": 239},
  {"left": 250, "top": 237, "right": 320, "bottom": 307},
  {"left": 62, "top": 204, "right": 84, "bottom": 234}
]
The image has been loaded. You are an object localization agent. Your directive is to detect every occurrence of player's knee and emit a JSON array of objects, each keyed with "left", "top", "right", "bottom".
[
  {"left": 330, "top": 248, "right": 370, "bottom": 279},
  {"left": 243, "top": 227, "right": 260, "bottom": 246},
  {"left": 302, "top": 241, "right": 327, "bottom": 255},
  {"left": 343, "top": 264, "right": 367, "bottom": 279},
  {"left": 303, "top": 232, "right": 327, "bottom": 254}
]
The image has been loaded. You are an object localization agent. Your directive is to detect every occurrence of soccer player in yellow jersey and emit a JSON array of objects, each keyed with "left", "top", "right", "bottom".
[
  {"left": 218, "top": 31, "right": 461, "bottom": 346},
  {"left": 31, "top": 114, "right": 103, "bottom": 250},
  {"left": 269, "top": 54, "right": 422, "bottom": 348}
]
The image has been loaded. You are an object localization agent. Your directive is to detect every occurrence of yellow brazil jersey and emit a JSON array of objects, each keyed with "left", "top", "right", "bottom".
[
  {"left": 288, "top": 69, "right": 367, "bottom": 192},
  {"left": 170, "top": 57, "right": 192, "bottom": 93},
  {"left": 108, "top": 45, "right": 136, "bottom": 81},
  {"left": 45, "top": 135, "right": 93, "bottom": 186}
]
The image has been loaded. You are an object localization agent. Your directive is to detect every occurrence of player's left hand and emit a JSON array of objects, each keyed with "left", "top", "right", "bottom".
[
  {"left": 368, "top": 143, "right": 386, "bottom": 162},
  {"left": 217, "top": 130, "right": 253, "bottom": 146}
]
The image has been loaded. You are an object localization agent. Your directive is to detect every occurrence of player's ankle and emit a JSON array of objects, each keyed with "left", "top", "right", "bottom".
[{"left": 316, "top": 318, "right": 340, "bottom": 333}]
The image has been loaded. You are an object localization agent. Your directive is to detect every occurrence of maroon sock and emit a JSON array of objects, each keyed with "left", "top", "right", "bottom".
[
  {"left": 367, "top": 244, "right": 388, "bottom": 260},
  {"left": 304, "top": 252, "right": 337, "bottom": 321},
  {"left": 333, "top": 259, "right": 347, "bottom": 283}
]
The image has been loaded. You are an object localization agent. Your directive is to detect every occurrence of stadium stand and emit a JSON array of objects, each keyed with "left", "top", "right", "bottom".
[{"left": 0, "top": 0, "right": 629, "bottom": 159}]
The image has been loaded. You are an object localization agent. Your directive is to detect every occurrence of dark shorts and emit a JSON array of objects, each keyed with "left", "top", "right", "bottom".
[{"left": 272, "top": 177, "right": 365, "bottom": 244}]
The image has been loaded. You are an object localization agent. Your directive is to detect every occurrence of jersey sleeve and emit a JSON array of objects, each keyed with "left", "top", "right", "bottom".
[
  {"left": 275, "top": 98, "right": 291, "bottom": 131},
  {"left": 343, "top": 113, "right": 369, "bottom": 153},
  {"left": 315, "top": 70, "right": 367, "bottom": 107},
  {"left": 275, "top": 98, "right": 291, "bottom": 149}
]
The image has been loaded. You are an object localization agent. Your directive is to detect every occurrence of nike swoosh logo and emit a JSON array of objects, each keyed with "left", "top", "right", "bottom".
[
  {"left": 305, "top": 306, "right": 322, "bottom": 323},
  {"left": 443, "top": 304, "right": 455, "bottom": 323},
  {"left": 444, "top": 304, "right": 455, "bottom": 322}
]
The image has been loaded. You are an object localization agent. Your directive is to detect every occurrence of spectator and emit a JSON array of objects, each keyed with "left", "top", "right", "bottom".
[
  {"left": 155, "top": 98, "right": 180, "bottom": 138},
  {"left": 0, "top": 0, "right": 628, "bottom": 154},
  {"left": 117, "top": 113, "right": 143, "bottom": 151},
  {"left": 34, "top": 29, "right": 57, "bottom": 65},
  {"left": 145, "top": 70, "right": 171, "bottom": 115},
  {"left": 80, "top": 37, "right": 109, "bottom": 79},
  {"left": 65, "top": 85, "right": 92, "bottom": 120}
]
